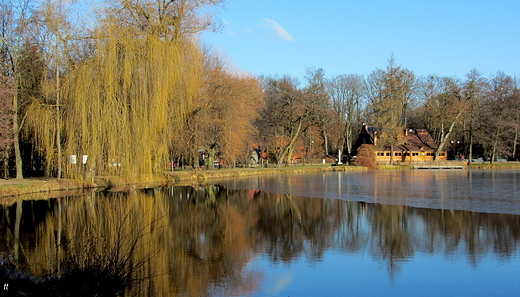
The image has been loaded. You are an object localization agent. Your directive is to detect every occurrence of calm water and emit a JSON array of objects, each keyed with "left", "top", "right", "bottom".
[
  {"left": 219, "top": 169, "right": 520, "bottom": 215},
  {"left": 1, "top": 170, "right": 519, "bottom": 296}
]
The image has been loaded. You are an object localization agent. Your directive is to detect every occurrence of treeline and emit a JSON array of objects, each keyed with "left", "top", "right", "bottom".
[
  {"left": 262, "top": 59, "right": 520, "bottom": 167},
  {"left": 0, "top": 0, "right": 264, "bottom": 179},
  {"left": 1, "top": 0, "right": 519, "bottom": 179}
]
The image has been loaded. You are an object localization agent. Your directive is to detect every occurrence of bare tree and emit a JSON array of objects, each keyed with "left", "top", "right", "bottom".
[
  {"left": 0, "top": 74, "right": 13, "bottom": 177},
  {"left": 366, "top": 57, "right": 414, "bottom": 163},
  {"left": 481, "top": 71, "right": 518, "bottom": 162},
  {"left": 259, "top": 76, "right": 312, "bottom": 167},
  {"left": 422, "top": 77, "right": 468, "bottom": 160},
  {"left": 326, "top": 74, "right": 365, "bottom": 156},
  {"left": 108, "top": 0, "right": 224, "bottom": 40},
  {"left": 513, "top": 76, "right": 520, "bottom": 160},
  {"left": 197, "top": 52, "right": 264, "bottom": 168},
  {"left": 28, "top": 0, "right": 81, "bottom": 178},
  {"left": 303, "top": 68, "right": 330, "bottom": 154},
  {"left": 0, "top": 0, "right": 38, "bottom": 179},
  {"left": 413, "top": 75, "right": 443, "bottom": 137},
  {"left": 461, "top": 69, "right": 488, "bottom": 163}
]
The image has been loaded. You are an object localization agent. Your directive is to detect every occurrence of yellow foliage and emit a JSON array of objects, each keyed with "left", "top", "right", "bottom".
[
  {"left": 199, "top": 54, "right": 264, "bottom": 165},
  {"left": 56, "top": 24, "right": 204, "bottom": 179}
]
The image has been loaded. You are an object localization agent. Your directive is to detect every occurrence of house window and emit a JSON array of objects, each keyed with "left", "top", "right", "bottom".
[
  {"left": 395, "top": 152, "right": 402, "bottom": 156},
  {"left": 412, "top": 152, "right": 419, "bottom": 156},
  {"left": 386, "top": 152, "right": 391, "bottom": 156},
  {"left": 377, "top": 152, "right": 385, "bottom": 156},
  {"left": 405, "top": 152, "right": 410, "bottom": 156},
  {"left": 439, "top": 153, "right": 445, "bottom": 156}
]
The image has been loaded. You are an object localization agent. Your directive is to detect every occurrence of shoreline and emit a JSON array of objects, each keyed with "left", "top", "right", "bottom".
[
  {"left": 0, "top": 165, "right": 365, "bottom": 200},
  {"left": 0, "top": 162, "right": 519, "bottom": 201}
]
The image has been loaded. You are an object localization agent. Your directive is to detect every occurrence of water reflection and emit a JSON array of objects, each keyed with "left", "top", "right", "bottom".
[
  {"left": 0, "top": 184, "right": 519, "bottom": 296},
  {"left": 217, "top": 170, "right": 520, "bottom": 214}
]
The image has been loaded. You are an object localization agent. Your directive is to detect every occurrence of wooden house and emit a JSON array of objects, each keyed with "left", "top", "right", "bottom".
[{"left": 351, "top": 123, "right": 447, "bottom": 164}]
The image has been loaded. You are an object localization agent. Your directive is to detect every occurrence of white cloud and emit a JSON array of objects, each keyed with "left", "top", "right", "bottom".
[
  {"left": 222, "top": 20, "right": 237, "bottom": 37},
  {"left": 271, "top": 273, "right": 293, "bottom": 294},
  {"left": 263, "top": 18, "right": 293, "bottom": 42}
]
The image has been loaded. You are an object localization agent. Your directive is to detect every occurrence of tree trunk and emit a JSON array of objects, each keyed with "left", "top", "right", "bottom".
[
  {"left": 344, "top": 122, "right": 352, "bottom": 155},
  {"left": 390, "top": 144, "right": 394, "bottom": 164},
  {"left": 435, "top": 107, "right": 467, "bottom": 160},
  {"left": 286, "top": 145, "right": 295, "bottom": 166},
  {"left": 468, "top": 135, "right": 473, "bottom": 164},
  {"left": 322, "top": 123, "right": 329, "bottom": 155},
  {"left": 513, "top": 122, "right": 519, "bottom": 161},
  {"left": 323, "top": 131, "right": 329, "bottom": 156},
  {"left": 3, "top": 151, "right": 9, "bottom": 178},
  {"left": 435, "top": 124, "right": 446, "bottom": 160},
  {"left": 277, "top": 142, "right": 292, "bottom": 168},
  {"left": 491, "top": 127, "right": 501, "bottom": 164},
  {"left": 206, "top": 146, "right": 216, "bottom": 169},
  {"left": 276, "top": 120, "right": 306, "bottom": 167},
  {"left": 13, "top": 87, "right": 23, "bottom": 179},
  {"left": 467, "top": 121, "right": 473, "bottom": 164},
  {"left": 56, "top": 60, "right": 62, "bottom": 179}
]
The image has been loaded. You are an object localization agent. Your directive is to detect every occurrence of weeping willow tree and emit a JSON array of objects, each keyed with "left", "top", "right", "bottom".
[
  {"left": 28, "top": 0, "right": 223, "bottom": 180},
  {"left": 63, "top": 27, "right": 203, "bottom": 179}
]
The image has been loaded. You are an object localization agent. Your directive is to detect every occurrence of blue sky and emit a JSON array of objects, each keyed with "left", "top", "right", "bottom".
[{"left": 202, "top": 0, "right": 520, "bottom": 80}]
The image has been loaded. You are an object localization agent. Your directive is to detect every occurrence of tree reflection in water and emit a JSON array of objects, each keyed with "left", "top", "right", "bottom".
[{"left": 0, "top": 185, "right": 519, "bottom": 296}]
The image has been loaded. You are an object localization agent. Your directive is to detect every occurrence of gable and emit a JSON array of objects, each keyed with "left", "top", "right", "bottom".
[
  {"left": 399, "top": 129, "right": 438, "bottom": 152},
  {"left": 352, "top": 124, "right": 444, "bottom": 154}
]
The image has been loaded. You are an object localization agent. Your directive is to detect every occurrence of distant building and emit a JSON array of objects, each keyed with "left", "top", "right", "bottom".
[{"left": 351, "top": 123, "right": 447, "bottom": 164}]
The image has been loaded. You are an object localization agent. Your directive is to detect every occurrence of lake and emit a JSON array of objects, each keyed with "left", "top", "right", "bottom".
[{"left": 1, "top": 169, "right": 519, "bottom": 296}]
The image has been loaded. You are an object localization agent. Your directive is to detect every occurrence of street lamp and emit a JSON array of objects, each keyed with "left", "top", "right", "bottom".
[{"left": 450, "top": 140, "right": 460, "bottom": 160}]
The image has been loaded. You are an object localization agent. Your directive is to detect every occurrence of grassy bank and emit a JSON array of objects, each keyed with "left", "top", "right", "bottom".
[
  {"left": 165, "top": 164, "right": 367, "bottom": 184},
  {"left": 0, "top": 179, "right": 93, "bottom": 199},
  {"left": 0, "top": 165, "right": 366, "bottom": 199},
  {"left": 1, "top": 162, "right": 519, "bottom": 200},
  {"left": 467, "top": 161, "right": 520, "bottom": 169}
]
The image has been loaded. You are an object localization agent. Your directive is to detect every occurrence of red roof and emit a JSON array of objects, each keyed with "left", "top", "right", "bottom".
[
  {"left": 352, "top": 124, "right": 444, "bottom": 154},
  {"left": 397, "top": 129, "right": 438, "bottom": 152}
]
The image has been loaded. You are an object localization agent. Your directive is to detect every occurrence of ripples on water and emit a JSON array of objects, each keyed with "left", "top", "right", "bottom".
[{"left": 0, "top": 170, "right": 519, "bottom": 296}]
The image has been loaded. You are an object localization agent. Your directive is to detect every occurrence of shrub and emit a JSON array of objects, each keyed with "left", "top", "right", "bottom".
[{"left": 356, "top": 144, "right": 376, "bottom": 169}]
